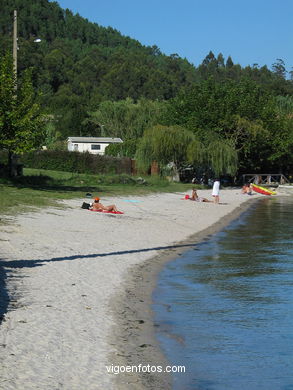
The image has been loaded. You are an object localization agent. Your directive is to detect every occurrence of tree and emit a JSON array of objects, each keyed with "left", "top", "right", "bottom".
[
  {"left": 269, "top": 96, "right": 293, "bottom": 173},
  {"left": 84, "top": 98, "right": 167, "bottom": 140},
  {"left": 216, "top": 53, "right": 225, "bottom": 68},
  {"left": 206, "top": 140, "right": 238, "bottom": 176},
  {"left": 202, "top": 51, "right": 216, "bottom": 66},
  {"left": 135, "top": 125, "right": 195, "bottom": 178},
  {"left": 105, "top": 139, "right": 137, "bottom": 158},
  {"left": 0, "top": 52, "right": 45, "bottom": 175},
  {"left": 186, "top": 138, "right": 238, "bottom": 177},
  {"left": 226, "top": 56, "right": 234, "bottom": 68},
  {"left": 272, "top": 58, "right": 286, "bottom": 79},
  {"left": 135, "top": 124, "right": 238, "bottom": 179},
  {"left": 164, "top": 78, "right": 281, "bottom": 173}
]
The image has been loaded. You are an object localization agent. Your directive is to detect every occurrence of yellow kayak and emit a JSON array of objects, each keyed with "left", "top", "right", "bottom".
[{"left": 251, "top": 184, "right": 276, "bottom": 195}]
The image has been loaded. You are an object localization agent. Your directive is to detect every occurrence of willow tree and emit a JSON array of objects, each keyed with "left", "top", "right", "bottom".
[
  {"left": 207, "top": 140, "right": 238, "bottom": 176},
  {"left": 186, "top": 139, "right": 205, "bottom": 167},
  {"left": 187, "top": 138, "right": 238, "bottom": 177},
  {"left": 83, "top": 98, "right": 167, "bottom": 140},
  {"left": 135, "top": 125, "right": 195, "bottom": 178},
  {"left": 0, "top": 52, "right": 45, "bottom": 176}
]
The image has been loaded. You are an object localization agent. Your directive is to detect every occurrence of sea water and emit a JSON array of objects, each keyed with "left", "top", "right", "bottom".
[{"left": 153, "top": 197, "right": 293, "bottom": 390}]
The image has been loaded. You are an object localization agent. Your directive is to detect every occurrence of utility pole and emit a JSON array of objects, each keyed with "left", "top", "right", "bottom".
[
  {"left": 10, "top": 9, "right": 18, "bottom": 176},
  {"left": 13, "top": 10, "right": 17, "bottom": 85}
]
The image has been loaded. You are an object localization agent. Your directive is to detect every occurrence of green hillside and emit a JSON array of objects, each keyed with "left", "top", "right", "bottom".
[
  {"left": 1, "top": 0, "right": 293, "bottom": 175},
  {"left": 0, "top": 0, "right": 200, "bottom": 136}
]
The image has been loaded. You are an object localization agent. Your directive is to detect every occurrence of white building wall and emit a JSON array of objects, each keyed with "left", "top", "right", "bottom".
[
  {"left": 68, "top": 141, "right": 74, "bottom": 151},
  {"left": 67, "top": 141, "right": 109, "bottom": 155}
]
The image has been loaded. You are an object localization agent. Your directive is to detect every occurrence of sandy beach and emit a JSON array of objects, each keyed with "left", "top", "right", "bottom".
[{"left": 0, "top": 189, "right": 262, "bottom": 390}]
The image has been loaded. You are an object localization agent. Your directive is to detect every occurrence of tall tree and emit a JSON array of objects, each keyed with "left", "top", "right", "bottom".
[
  {"left": 272, "top": 58, "right": 286, "bottom": 79},
  {"left": 226, "top": 56, "right": 234, "bottom": 68},
  {"left": 0, "top": 52, "right": 45, "bottom": 175}
]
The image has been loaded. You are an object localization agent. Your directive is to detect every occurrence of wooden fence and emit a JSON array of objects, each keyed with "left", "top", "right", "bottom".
[{"left": 242, "top": 174, "right": 289, "bottom": 185}]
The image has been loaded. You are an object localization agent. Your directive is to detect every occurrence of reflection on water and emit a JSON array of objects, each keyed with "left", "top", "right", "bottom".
[{"left": 153, "top": 197, "right": 293, "bottom": 390}]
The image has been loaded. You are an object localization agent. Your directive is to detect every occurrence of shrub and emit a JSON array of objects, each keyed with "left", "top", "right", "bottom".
[
  {"left": 0, "top": 150, "right": 8, "bottom": 164},
  {"left": 105, "top": 139, "right": 137, "bottom": 158},
  {"left": 20, "top": 150, "right": 132, "bottom": 175}
]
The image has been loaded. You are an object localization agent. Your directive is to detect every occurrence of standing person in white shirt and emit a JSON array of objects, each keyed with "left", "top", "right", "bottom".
[{"left": 212, "top": 178, "right": 220, "bottom": 204}]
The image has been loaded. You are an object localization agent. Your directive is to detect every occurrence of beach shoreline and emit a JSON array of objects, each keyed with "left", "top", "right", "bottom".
[
  {"left": 108, "top": 197, "right": 260, "bottom": 389},
  {"left": 0, "top": 189, "right": 265, "bottom": 389}
]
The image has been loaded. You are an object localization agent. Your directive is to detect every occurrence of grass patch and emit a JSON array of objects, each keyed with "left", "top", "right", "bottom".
[{"left": 0, "top": 168, "right": 195, "bottom": 218}]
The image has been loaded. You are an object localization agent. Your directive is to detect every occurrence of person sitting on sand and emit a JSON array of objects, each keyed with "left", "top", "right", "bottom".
[
  {"left": 242, "top": 183, "right": 252, "bottom": 195},
  {"left": 91, "top": 197, "right": 119, "bottom": 212},
  {"left": 190, "top": 188, "right": 212, "bottom": 203}
]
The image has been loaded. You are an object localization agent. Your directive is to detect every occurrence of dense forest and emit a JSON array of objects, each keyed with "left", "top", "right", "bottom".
[{"left": 1, "top": 0, "right": 293, "bottom": 177}]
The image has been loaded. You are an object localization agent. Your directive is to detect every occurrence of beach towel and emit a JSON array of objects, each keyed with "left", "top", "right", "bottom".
[{"left": 90, "top": 209, "right": 124, "bottom": 215}]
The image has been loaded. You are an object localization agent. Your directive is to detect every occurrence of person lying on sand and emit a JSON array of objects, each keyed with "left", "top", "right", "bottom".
[
  {"left": 91, "top": 197, "right": 119, "bottom": 212},
  {"left": 190, "top": 188, "right": 212, "bottom": 203},
  {"left": 241, "top": 183, "right": 252, "bottom": 195}
]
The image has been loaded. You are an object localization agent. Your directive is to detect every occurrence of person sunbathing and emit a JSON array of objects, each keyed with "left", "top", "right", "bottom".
[
  {"left": 242, "top": 183, "right": 252, "bottom": 195},
  {"left": 190, "top": 188, "right": 212, "bottom": 202},
  {"left": 91, "top": 197, "right": 119, "bottom": 212}
]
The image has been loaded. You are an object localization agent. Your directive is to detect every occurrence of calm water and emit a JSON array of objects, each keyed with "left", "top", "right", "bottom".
[{"left": 153, "top": 197, "right": 293, "bottom": 390}]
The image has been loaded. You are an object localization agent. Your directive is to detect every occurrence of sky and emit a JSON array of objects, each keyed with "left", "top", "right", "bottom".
[{"left": 54, "top": 0, "right": 293, "bottom": 72}]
